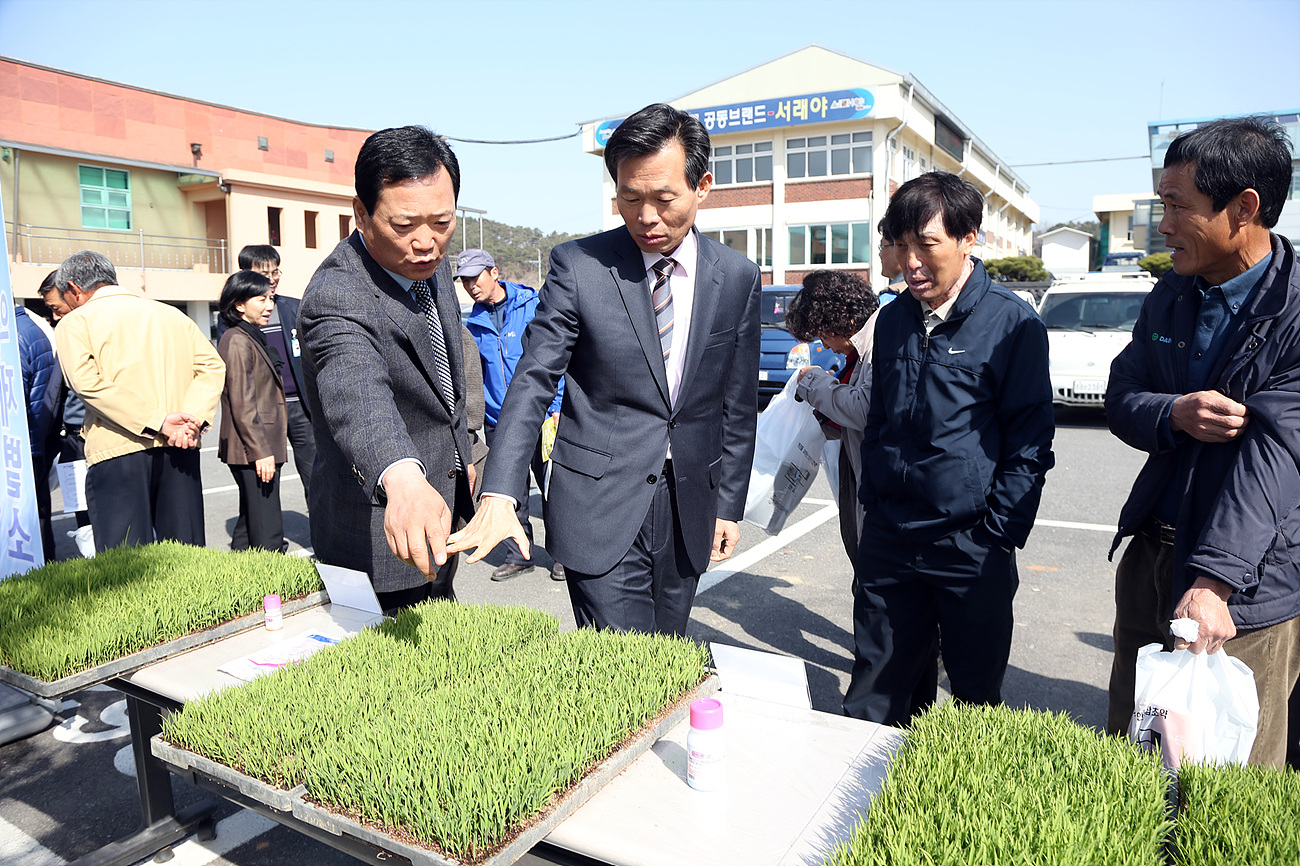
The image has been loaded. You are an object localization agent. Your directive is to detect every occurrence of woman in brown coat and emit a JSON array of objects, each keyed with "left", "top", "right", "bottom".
[{"left": 217, "top": 270, "right": 288, "bottom": 552}]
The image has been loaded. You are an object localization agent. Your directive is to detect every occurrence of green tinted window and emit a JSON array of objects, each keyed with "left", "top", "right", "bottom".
[{"left": 79, "top": 164, "right": 131, "bottom": 231}]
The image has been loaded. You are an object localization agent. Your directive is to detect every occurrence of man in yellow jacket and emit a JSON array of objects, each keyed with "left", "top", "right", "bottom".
[{"left": 53, "top": 251, "right": 225, "bottom": 553}]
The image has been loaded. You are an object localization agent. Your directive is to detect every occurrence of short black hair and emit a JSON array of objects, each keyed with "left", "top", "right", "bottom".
[
  {"left": 37, "top": 270, "right": 58, "bottom": 297},
  {"left": 355, "top": 126, "right": 461, "bottom": 215},
  {"left": 1164, "top": 116, "right": 1293, "bottom": 228},
  {"left": 885, "top": 171, "right": 982, "bottom": 243},
  {"left": 784, "top": 270, "right": 879, "bottom": 342},
  {"left": 218, "top": 270, "right": 273, "bottom": 328},
  {"left": 877, "top": 217, "right": 892, "bottom": 243},
  {"left": 238, "top": 244, "right": 280, "bottom": 270},
  {"left": 604, "top": 103, "right": 711, "bottom": 189}
]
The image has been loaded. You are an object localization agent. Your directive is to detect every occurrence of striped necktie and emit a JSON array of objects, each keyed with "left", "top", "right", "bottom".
[
  {"left": 410, "top": 278, "right": 462, "bottom": 469},
  {"left": 651, "top": 257, "right": 676, "bottom": 362}
]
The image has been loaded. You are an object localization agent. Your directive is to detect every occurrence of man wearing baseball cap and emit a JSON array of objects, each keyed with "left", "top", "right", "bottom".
[{"left": 457, "top": 249, "right": 565, "bottom": 581}]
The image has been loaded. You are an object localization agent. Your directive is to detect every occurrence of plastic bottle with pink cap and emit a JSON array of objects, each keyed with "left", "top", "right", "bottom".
[{"left": 686, "top": 697, "right": 725, "bottom": 791}]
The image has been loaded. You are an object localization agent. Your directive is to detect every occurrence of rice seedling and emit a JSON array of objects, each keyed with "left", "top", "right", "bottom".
[
  {"left": 0, "top": 542, "right": 322, "bottom": 681},
  {"left": 162, "top": 601, "right": 710, "bottom": 863},
  {"left": 824, "top": 702, "right": 1171, "bottom": 866},
  {"left": 1175, "top": 762, "right": 1300, "bottom": 865}
]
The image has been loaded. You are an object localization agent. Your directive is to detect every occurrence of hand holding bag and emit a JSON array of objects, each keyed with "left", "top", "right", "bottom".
[
  {"left": 1127, "top": 640, "right": 1259, "bottom": 771},
  {"left": 743, "top": 376, "right": 826, "bottom": 535}
]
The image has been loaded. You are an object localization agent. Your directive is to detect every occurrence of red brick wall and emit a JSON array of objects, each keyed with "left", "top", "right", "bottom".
[
  {"left": 785, "top": 178, "right": 872, "bottom": 203},
  {"left": 0, "top": 58, "right": 369, "bottom": 185},
  {"left": 701, "top": 185, "right": 773, "bottom": 208},
  {"left": 612, "top": 183, "right": 774, "bottom": 215}
]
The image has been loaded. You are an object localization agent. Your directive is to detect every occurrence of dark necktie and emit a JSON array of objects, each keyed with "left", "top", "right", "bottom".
[
  {"left": 651, "top": 257, "right": 676, "bottom": 362},
  {"left": 410, "top": 278, "right": 462, "bottom": 469}
]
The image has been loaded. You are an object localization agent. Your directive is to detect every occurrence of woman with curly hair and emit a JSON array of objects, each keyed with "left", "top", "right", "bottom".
[{"left": 785, "top": 270, "right": 879, "bottom": 561}]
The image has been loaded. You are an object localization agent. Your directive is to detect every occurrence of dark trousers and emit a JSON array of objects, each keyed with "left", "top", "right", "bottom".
[
  {"left": 565, "top": 464, "right": 699, "bottom": 637},
  {"left": 844, "top": 520, "right": 1018, "bottom": 726},
  {"left": 86, "top": 447, "right": 204, "bottom": 552},
  {"left": 285, "top": 399, "right": 315, "bottom": 502},
  {"left": 228, "top": 464, "right": 284, "bottom": 553},
  {"left": 1107, "top": 528, "right": 1300, "bottom": 768},
  {"left": 34, "top": 453, "right": 54, "bottom": 562},
  {"left": 231, "top": 400, "right": 313, "bottom": 547},
  {"left": 483, "top": 422, "right": 547, "bottom": 566}
]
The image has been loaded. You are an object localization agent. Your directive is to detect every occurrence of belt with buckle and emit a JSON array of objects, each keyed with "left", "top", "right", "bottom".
[{"left": 1144, "top": 517, "right": 1176, "bottom": 546}]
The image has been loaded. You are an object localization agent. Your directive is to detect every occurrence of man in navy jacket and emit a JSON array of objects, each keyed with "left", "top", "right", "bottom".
[
  {"left": 846, "top": 171, "right": 1055, "bottom": 725},
  {"left": 1106, "top": 117, "right": 1299, "bottom": 767},
  {"left": 458, "top": 248, "right": 564, "bottom": 581}
]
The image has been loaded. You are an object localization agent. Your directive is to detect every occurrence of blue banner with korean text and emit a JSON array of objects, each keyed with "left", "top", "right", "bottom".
[
  {"left": 596, "top": 88, "right": 875, "bottom": 147},
  {"left": 0, "top": 190, "right": 43, "bottom": 578}
]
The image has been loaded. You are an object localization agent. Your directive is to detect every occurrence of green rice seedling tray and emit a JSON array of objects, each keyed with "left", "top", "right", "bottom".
[
  {"left": 0, "top": 590, "right": 329, "bottom": 699},
  {"left": 153, "top": 674, "right": 719, "bottom": 866}
]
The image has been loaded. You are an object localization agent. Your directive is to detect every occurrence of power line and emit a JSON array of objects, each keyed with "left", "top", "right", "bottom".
[
  {"left": 1010, "top": 155, "right": 1150, "bottom": 168},
  {"left": 444, "top": 129, "right": 581, "bottom": 145}
]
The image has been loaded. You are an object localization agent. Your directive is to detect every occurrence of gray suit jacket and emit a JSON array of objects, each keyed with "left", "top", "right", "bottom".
[
  {"left": 299, "top": 233, "right": 471, "bottom": 592},
  {"left": 481, "top": 227, "right": 761, "bottom": 576}
]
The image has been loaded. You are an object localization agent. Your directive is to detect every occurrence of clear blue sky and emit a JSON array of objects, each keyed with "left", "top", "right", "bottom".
[{"left": 2, "top": 0, "right": 1297, "bottom": 235}]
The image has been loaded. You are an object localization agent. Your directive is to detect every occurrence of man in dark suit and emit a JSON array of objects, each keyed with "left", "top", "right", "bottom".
[
  {"left": 299, "top": 126, "right": 473, "bottom": 613},
  {"left": 449, "top": 103, "right": 761, "bottom": 636}
]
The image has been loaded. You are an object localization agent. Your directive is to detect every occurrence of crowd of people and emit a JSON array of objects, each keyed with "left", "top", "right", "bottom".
[{"left": 16, "top": 109, "right": 1298, "bottom": 768}]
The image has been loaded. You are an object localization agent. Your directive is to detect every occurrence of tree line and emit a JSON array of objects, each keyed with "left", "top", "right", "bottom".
[{"left": 450, "top": 217, "right": 595, "bottom": 286}]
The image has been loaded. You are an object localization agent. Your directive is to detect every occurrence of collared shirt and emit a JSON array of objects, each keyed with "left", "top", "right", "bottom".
[
  {"left": 1186, "top": 255, "right": 1269, "bottom": 392},
  {"left": 640, "top": 229, "right": 700, "bottom": 407},
  {"left": 917, "top": 257, "right": 974, "bottom": 333},
  {"left": 1153, "top": 252, "right": 1270, "bottom": 524}
]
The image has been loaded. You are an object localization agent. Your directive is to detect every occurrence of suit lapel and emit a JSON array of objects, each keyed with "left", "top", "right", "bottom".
[
  {"left": 354, "top": 236, "right": 456, "bottom": 414},
  {"left": 614, "top": 233, "right": 672, "bottom": 407},
  {"left": 672, "top": 235, "right": 723, "bottom": 416}
]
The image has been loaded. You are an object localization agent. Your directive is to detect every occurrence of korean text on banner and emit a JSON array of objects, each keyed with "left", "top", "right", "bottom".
[{"left": 0, "top": 191, "right": 44, "bottom": 578}]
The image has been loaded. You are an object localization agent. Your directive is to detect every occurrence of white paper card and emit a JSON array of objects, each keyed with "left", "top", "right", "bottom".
[
  {"left": 709, "top": 642, "right": 811, "bottom": 709},
  {"left": 55, "top": 459, "right": 88, "bottom": 513},
  {"left": 218, "top": 626, "right": 350, "bottom": 682},
  {"left": 315, "top": 562, "right": 383, "bottom": 615}
]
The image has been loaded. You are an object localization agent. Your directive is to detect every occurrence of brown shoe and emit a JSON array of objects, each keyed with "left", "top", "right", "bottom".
[
  {"left": 551, "top": 562, "right": 566, "bottom": 581},
  {"left": 491, "top": 562, "right": 535, "bottom": 581}
]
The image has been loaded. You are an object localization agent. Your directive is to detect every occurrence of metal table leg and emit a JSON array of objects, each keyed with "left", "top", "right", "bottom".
[{"left": 69, "top": 683, "right": 217, "bottom": 865}]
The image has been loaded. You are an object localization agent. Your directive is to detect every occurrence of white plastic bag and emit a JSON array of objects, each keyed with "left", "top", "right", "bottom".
[
  {"left": 1128, "top": 642, "right": 1259, "bottom": 771},
  {"left": 743, "top": 376, "right": 826, "bottom": 535}
]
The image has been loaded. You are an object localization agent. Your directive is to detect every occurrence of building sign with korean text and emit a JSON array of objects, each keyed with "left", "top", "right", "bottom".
[
  {"left": 0, "top": 190, "right": 42, "bottom": 578},
  {"left": 595, "top": 88, "right": 875, "bottom": 148}
]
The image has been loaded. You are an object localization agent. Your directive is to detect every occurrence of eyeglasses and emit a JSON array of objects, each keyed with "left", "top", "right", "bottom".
[
  {"left": 878, "top": 241, "right": 896, "bottom": 249},
  {"left": 255, "top": 268, "right": 283, "bottom": 279}
]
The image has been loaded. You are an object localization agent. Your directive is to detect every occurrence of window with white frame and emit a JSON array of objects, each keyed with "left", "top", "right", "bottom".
[
  {"left": 902, "top": 145, "right": 916, "bottom": 181},
  {"left": 786, "top": 131, "right": 872, "bottom": 179},
  {"left": 79, "top": 165, "right": 131, "bottom": 230},
  {"left": 700, "top": 227, "right": 774, "bottom": 267},
  {"left": 710, "top": 142, "right": 773, "bottom": 185},
  {"left": 787, "top": 222, "right": 873, "bottom": 266}
]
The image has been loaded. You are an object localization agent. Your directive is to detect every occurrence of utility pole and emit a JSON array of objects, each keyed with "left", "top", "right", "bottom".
[{"left": 528, "top": 247, "right": 543, "bottom": 286}]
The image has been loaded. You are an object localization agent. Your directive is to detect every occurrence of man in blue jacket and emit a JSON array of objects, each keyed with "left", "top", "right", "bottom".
[
  {"left": 1106, "top": 117, "right": 1299, "bottom": 767},
  {"left": 846, "top": 171, "right": 1055, "bottom": 725},
  {"left": 457, "top": 249, "right": 565, "bottom": 581}
]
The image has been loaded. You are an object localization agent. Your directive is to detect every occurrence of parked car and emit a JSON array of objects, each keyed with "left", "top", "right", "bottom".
[
  {"left": 758, "top": 285, "right": 845, "bottom": 401},
  {"left": 1037, "top": 278, "right": 1154, "bottom": 408},
  {"left": 1101, "top": 250, "right": 1146, "bottom": 273}
]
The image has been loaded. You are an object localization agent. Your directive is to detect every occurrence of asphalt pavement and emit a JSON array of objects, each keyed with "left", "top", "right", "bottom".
[{"left": 0, "top": 406, "right": 1147, "bottom": 865}]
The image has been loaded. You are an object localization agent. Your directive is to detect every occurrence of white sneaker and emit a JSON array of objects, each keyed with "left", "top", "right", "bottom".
[{"left": 67, "top": 526, "right": 96, "bottom": 558}]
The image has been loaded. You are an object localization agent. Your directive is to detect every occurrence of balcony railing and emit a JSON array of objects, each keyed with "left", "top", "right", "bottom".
[{"left": 4, "top": 223, "right": 229, "bottom": 274}]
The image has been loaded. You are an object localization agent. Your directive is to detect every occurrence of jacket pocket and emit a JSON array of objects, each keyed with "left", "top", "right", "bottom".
[{"left": 549, "top": 437, "right": 611, "bottom": 480}]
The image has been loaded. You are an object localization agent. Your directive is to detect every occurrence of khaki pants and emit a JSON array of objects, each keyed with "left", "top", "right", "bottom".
[{"left": 1107, "top": 528, "right": 1300, "bottom": 768}]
